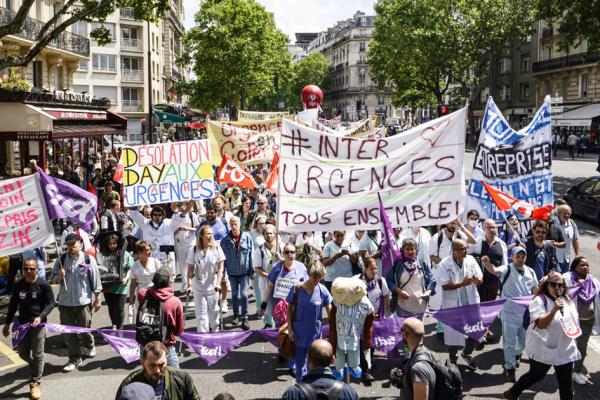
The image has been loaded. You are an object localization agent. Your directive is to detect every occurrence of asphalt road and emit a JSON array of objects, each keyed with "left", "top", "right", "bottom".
[{"left": 0, "top": 148, "right": 598, "bottom": 400}]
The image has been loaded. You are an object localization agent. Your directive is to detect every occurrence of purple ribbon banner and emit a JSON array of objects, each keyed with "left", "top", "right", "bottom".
[{"left": 9, "top": 295, "right": 537, "bottom": 366}]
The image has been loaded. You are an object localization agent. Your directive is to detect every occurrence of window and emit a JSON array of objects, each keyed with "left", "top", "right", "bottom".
[
  {"left": 520, "top": 54, "right": 530, "bottom": 72},
  {"left": 359, "top": 42, "right": 366, "bottom": 52},
  {"left": 520, "top": 83, "right": 530, "bottom": 99},
  {"left": 32, "top": 61, "right": 43, "bottom": 89},
  {"left": 121, "top": 27, "right": 139, "bottom": 40},
  {"left": 546, "top": 46, "right": 552, "bottom": 60},
  {"left": 122, "top": 87, "right": 140, "bottom": 101},
  {"left": 72, "top": 21, "right": 87, "bottom": 37},
  {"left": 92, "top": 53, "right": 116, "bottom": 71},
  {"left": 360, "top": 17, "right": 367, "bottom": 26},
  {"left": 579, "top": 74, "right": 589, "bottom": 97},
  {"left": 91, "top": 22, "right": 116, "bottom": 41},
  {"left": 121, "top": 57, "right": 140, "bottom": 70},
  {"left": 78, "top": 61, "right": 88, "bottom": 71},
  {"left": 497, "top": 58, "right": 512, "bottom": 74},
  {"left": 6, "top": 0, "right": 14, "bottom": 11},
  {"left": 480, "top": 87, "right": 490, "bottom": 103},
  {"left": 378, "top": 95, "right": 385, "bottom": 105},
  {"left": 544, "top": 80, "right": 550, "bottom": 96},
  {"left": 93, "top": 86, "right": 117, "bottom": 103},
  {"left": 497, "top": 85, "right": 511, "bottom": 100}
]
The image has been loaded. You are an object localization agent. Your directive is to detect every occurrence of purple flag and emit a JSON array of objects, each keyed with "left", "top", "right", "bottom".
[
  {"left": 11, "top": 322, "right": 32, "bottom": 347},
  {"left": 99, "top": 330, "right": 139, "bottom": 363},
  {"left": 372, "top": 314, "right": 422, "bottom": 353},
  {"left": 180, "top": 331, "right": 252, "bottom": 366},
  {"left": 378, "top": 193, "right": 400, "bottom": 277},
  {"left": 44, "top": 322, "right": 95, "bottom": 335},
  {"left": 430, "top": 299, "right": 506, "bottom": 341},
  {"left": 38, "top": 170, "right": 97, "bottom": 233},
  {"left": 256, "top": 328, "right": 279, "bottom": 347},
  {"left": 508, "top": 294, "right": 535, "bottom": 309}
]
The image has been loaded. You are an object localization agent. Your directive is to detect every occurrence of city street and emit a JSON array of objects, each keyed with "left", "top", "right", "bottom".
[{"left": 0, "top": 149, "right": 598, "bottom": 400}]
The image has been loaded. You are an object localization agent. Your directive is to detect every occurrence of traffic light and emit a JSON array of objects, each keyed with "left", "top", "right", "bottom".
[{"left": 438, "top": 104, "right": 449, "bottom": 117}]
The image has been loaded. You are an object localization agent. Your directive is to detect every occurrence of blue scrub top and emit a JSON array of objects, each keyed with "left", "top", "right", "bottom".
[
  {"left": 286, "top": 283, "right": 332, "bottom": 347},
  {"left": 268, "top": 261, "right": 308, "bottom": 308}
]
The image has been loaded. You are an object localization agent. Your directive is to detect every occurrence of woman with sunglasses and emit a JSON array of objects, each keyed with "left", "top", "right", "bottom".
[
  {"left": 504, "top": 271, "right": 580, "bottom": 400},
  {"left": 128, "top": 241, "right": 161, "bottom": 311},
  {"left": 563, "top": 256, "right": 599, "bottom": 385}
]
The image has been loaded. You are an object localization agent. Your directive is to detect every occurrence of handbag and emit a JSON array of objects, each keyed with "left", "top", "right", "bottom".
[{"left": 276, "top": 283, "right": 302, "bottom": 359}]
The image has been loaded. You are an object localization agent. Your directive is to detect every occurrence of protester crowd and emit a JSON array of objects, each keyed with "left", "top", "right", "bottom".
[{"left": 1, "top": 152, "right": 599, "bottom": 400}]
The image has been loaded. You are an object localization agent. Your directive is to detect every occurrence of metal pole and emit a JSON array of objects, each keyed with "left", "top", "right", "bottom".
[{"left": 147, "top": 21, "right": 153, "bottom": 144}]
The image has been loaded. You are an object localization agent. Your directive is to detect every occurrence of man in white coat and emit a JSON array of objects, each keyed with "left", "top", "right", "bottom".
[
  {"left": 439, "top": 239, "right": 483, "bottom": 370},
  {"left": 173, "top": 202, "right": 201, "bottom": 292}
]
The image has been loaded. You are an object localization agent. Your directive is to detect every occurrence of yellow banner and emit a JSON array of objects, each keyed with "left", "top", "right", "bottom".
[
  {"left": 238, "top": 110, "right": 290, "bottom": 121},
  {"left": 207, "top": 118, "right": 281, "bottom": 166}
]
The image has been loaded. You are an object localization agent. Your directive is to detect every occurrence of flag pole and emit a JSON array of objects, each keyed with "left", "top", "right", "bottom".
[{"left": 54, "top": 237, "right": 68, "bottom": 292}]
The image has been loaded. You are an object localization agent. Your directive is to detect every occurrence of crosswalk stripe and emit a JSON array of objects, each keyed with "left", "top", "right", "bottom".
[{"left": 0, "top": 341, "right": 27, "bottom": 372}]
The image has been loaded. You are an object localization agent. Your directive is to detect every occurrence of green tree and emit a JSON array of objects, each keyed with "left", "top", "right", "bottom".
[
  {"left": 183, "top": 0, "right": 290, "bottom": 116},
  {"left": 536, "top": 0, "right": 600, "bottom": 52},
  {"left": 0, "top": 0, "right": 169, "bottom": 70},
  {"left": 369, "top": 0, "right": 535, "bottom": 109},
  {"left": 284, "top": 52, "right": 330, "bottom": 110}
]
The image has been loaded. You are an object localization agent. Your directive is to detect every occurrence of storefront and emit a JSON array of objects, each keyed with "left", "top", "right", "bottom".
[{"left": 0, "top": 101, "right": 126, "bottom": 174}]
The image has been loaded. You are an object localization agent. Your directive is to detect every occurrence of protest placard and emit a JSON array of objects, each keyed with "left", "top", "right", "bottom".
[
  {"left": 0, "top": 174, "right": 53, "bottom": 257},
  {"left": 277, "top": 108, "right": 468, "bottom": 231},
  {"left": 465, "top": 96, "right": 553, "bottom": 221},
  {"left": 121, "top": 140, "right": 215, "bottom": 207},
  {"left": 207, "top": 118, "right": 281, "bottom": 166},
  {"left": 238, "top": 110, "right": 290, "bottom": 121}
]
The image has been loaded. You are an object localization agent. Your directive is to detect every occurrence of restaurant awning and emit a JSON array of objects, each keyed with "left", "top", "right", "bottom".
[
  {"left": 0, "top": 102, "right": 127, "bottom": 140},
  {"left": 552, "top": 103, "right": 600, "bottom": 127},
  {"left": 154, "top": 109, "right": 187, "bottom": 123}
]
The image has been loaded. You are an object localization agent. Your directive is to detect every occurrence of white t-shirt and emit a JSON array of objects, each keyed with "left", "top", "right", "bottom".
[
  {"left": 186, "top": 246, "right": 226, "bottom": 294},
  {"left": 553, "top": 217, "right": 579, "bottom": 263},
  {"left": 131, "top": 257, "right": 161, "bottom": 290},
  {"left": 296, "top": 233, "right": 324, "bottom": 260},
  {"left": 526, "top": 295, "right": 581, "bottom": 365},
  {"left": 359, "top": 232, "right": 382, "bottom": 270}
]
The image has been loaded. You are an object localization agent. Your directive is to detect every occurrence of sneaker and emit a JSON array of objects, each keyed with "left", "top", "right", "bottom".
[
  {"left": 505, "top": 368, "right": 516, "bottom": 383},
  {"left": 349, "top": 366, "right": 362, "bottom": 379},
  {"left": 515, "top": 355, "right": 521, "bottom": 368},
  {"left": 276, "top": 354, "right": 287, "bottom": 363},
  {"left": 86, "top": 346, "right": 96, "bottom": 358},
  {"left": 461, "top": 353, "right": 477, "bottom": 370},
  {"left": 231, "top": 315, "right": 239, "bottom": 326},
  {"left": 63, "top": 360, "right": 81, "bottom": 372},
  {"left": 332, "top": 368, "right": 344, "bottom": 381},
  {"left": 485, "top": 330, "right": 498, "bottom": 344},
  {"left": 572, "top": 372, "right": 587, "bottom": 385},
  {"left": 503, "top": 389, "right": 517, "bottom": 400},
  {"left": 241, "top": 320, "right": 250, "bottom": 331},
  {"left": 263, "top": 323, "right": 274, "bottom": 329},
  {"left": 363, "top": 369, "right": 375, "bottom": 386},
  {"left": 221, "top": 300, "right": 228, "bottom": 314},
  {"left": 29, "top": 382, "right": 41, "bottom": 400},
  {"left": 475, "top": 341, "right": 485, "bottom": 351}
]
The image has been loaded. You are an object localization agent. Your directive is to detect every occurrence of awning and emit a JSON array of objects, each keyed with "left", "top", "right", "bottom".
[
  {"left": 154, "top": 109, "right": 186, "bottom": 123},
  {"left": 0, "top": 102, "right": 127, "bottom": 140},
  {"left": 552, "top": 103, "right": 600, "bottom": 127}
]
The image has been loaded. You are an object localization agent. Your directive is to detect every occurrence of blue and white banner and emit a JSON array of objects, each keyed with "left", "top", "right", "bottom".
[{"left": 466, "top": 96, "right": 553, "bottom": 221}]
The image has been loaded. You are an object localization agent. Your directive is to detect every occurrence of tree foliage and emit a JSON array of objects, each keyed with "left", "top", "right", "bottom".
[
  {"left": 369, "top": 0, "right": 536, "bottom": 107},
  {"left": 536, "top": 0, "right": 600, "bottom": 52},
  {"left": 284, "top": 53, "right": 330, "bottom": 110},
  {"left": 0, "top": 0, "right": 169, "bottom": 70},
  {"left": 183, "top": 0, "right": 290, "bottom": 114}
]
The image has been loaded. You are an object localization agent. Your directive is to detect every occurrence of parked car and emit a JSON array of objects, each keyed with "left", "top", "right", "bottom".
[{"left": 564, "top": 176, "right": 600, "bottom": 222}]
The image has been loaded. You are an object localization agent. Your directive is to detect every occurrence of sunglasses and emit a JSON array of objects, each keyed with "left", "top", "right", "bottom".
[
  {"left": 284, "top": 251, "right": 296, "bottom": 255},
  {"left": 549, "top": 282, "right": 564, "bottom": 288},
  {"left": 23, "top": 268, "right": 37, "bottom": 272}
]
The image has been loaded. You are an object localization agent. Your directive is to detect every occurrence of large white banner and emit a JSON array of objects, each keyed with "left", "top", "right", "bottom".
[
  {"left": 277, "top": 108, "right": 468, "bottom": 231},
  {"left": 0, "top": 174, "right": 53, "bottom": 256},
  {"left": 465, "top": 96, "right": 553, "bottom": 221}
]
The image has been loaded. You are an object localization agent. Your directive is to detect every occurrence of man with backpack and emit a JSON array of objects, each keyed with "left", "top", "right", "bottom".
[
  {"left": 398, "top": 317, "right": 462, "bottom": 400},
  {"left": 282, "top": 339, "right": 359, "bottom": 400},
  {"left": 136, "top": 267, "right": 185, "bottom": 368},
  {"left": 52, "top": 233, "right": 103, "bottom": 372}
]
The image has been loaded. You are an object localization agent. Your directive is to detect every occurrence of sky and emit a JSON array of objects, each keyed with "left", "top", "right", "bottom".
[{"left": 182, "top": 0, "right": 376, "bottom": 43}]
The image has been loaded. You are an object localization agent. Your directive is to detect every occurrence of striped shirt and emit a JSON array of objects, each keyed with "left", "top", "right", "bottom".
[{"left": 52, "top": 252, "right": 102, "bottom": 307}]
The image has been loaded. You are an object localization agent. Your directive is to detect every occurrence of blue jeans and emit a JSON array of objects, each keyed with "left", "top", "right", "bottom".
[
  {"left": 166, "top": 345, "right": 179, "bottom": 368},
  {"left": 229, "top": 274, "right": 249, "bottom": 320}
]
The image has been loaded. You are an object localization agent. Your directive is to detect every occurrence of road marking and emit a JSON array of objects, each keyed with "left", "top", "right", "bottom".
[
  {"left": 588, "top": 336, "right": 600, "bottom": 355},
  {"left": 0, "top": 341, "right": 26, "bottom": 372}
]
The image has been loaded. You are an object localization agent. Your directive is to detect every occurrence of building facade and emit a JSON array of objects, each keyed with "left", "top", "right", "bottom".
[{"left": 306, "top": 11, "right": 395, "bottom": 121}]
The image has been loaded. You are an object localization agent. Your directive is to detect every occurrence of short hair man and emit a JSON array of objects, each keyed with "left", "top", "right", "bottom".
[
  {"left": 115, "top": 341, "right": 200, "bottom": 400},
  {"left": 399, "top": 318, "right": 436, "bottom": 400},
  {"left": 282, "top": 339, "right": 359, "bottom": 400}
]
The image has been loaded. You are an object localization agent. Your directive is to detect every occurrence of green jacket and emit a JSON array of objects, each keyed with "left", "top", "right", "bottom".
[{"left": 115, "top": 367, "right": 200, "bottom": 400}]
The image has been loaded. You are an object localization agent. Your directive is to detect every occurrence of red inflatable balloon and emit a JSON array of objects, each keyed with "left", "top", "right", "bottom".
[{"left": 301, "top": 85, "right": 323, "bottom": 110}]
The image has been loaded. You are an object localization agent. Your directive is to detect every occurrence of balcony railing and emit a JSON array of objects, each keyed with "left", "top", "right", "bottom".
[
  {"left": 120, "top": 8, "right": 136, "bottom": 19},
  {"left": 0, "top": 6, "right": 89, "bottom": 57},
  {"left": 121, "top": 38, "right": 142, "bottom": 51},
  {"left": 121, "top": 69, "right": 143, "bottom": 82},
  {"left": 171, "top": 68, "right": 182, "bottom": 81},
  {"left": 532, "top": 52, "right": 600, "bottom": 73},
  {"left": 122, "top": 99, "right": 143, "bottom": 112},
  {"left": 542, "top": 27, "right": 554, "bottom": 39}
]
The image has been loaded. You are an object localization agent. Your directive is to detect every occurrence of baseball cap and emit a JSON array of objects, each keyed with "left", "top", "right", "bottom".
[
  {"left": 513, "top": 246, "right": 527, "bottom": 255},
  {"left": 152, "top": 266, "right": 172, "bottom": 288},
  {"left": 119, "top": 382, "right": 155, "bottom": 400},
  {"left": 64, "top": 233, "right": 82, "bottom": 243}
]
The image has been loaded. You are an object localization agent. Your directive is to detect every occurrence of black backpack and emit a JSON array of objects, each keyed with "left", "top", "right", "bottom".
[
  {"left": 135, "top": 294, "right": 167, "bottom": 346},
  {"left": 295, "top": 381, "right": 344, "bottom": 400},
  {"left": 407, "top": 350, "right": 463, "bottom": 400}
]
